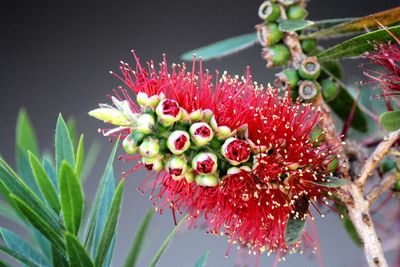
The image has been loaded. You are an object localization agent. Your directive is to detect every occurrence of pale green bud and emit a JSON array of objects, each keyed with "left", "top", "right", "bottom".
[
  {"left": 136, "top": 114, "right": 155, "bottom": 134},
  {"left": 167, "top": 130, "right": 190, "bottom": 155},
  {"left": 195, "top": 174, "right": 219, "bottom": 187},
  {"left": 189, "top": 122, "right": 214, "bottom": 146},
  {"left": 137, "top": 92, "right": 149, "bottom": 107},
  {"left": 165, "top": 156, "right": 187, "bottom": 180},
  {"left": 139, "top": 137, "right": 160, "bottom": 158}
]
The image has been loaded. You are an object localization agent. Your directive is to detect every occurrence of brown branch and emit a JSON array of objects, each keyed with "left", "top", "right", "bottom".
[
  {"left": 357, "top": 129, "right": 400, "bottom": 189},
  {"left": 366, "top": 172, "right": 397, "bottom": 205}
]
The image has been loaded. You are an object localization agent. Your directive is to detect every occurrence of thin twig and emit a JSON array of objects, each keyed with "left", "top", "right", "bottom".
[
  {"left": 366, "top": 172, "right": 397, "bottom": 205},
  {"left": 357, "top": 129, "right": 400, "bottom": 189}
]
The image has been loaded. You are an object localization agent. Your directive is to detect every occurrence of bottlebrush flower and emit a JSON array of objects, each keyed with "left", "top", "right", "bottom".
[
  {"left": 364, "top": 40, "right": 400, "bottom": 98},
  {"left": 90, "top": 52, "right": 338, "bottom": 257}
]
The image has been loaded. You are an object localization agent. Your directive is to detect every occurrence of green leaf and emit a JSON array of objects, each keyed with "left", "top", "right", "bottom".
[
  {"left": 311, "top": 18, "right": 356, "bottom": 30},
  {"left": 279, "top": 20, "right": 314, "bottom": 32},
  {"left": 66, "top": 117, "right": 78, "bottom": 148},
  {"left": 335, "top": 204, "right": 361, "bottom": 247},
  {"left": 84, "top": 140, "right": 118, "bottom": 255},
  {"left": 181, "top": 32, "right": 257, "bottom": 61},
  {"left": 75, "top": 135, "right": 85, "bottom": 179},
  {"left": 0, "top": 228, "right": 50, "bottom": 267},
  {"left": 148, "top": 215, "right": 188, "bottom": 267},
  {"left": 43, "top": 157, "right": 58, "bottom": 193},
  {"left": 65, "top": 232, "right": 94, "bottom": 267},
  {"left": 380, "top": 110, "right": 400, "bottom": 131},
  {"left": 55, "top": 114, "right": 75, "bottom": 171},
  {"left": 285, "top": 215, "right": 307, "bottom": 245},
  {"left": 0, "top": 244, "right": 43, "bottom": 267},
  {"left": 317, "top": 25, "right": 400, "bottom": 61},
  {"left": 81, "top": 141, "right": 102, "bottom": 182},
  {"left": 16, "top": 109, "right": 39, "bottom": 157},
  {"left": 303, "top": 7, "right": 400, "bottom": 39},
  {"left": 51, "top": 245, "right": 68, "bottom": 267},
  {"left": 8, "top": 194, "right": 64, "bottom": 253},
  {"left": 311, "top": 176, "right": 350, "bottom": 188},
  {"left": 0, "top": 258, "right": 13, "bottom": 267},
  {"left": 194, "top": 250, "right": 209, "bottom": 267},
  {"left": 59, "top": 161, "right": 83, "bottom": 235},
  {"left": 94, "top": 179, "right": 125, "bottom": 267},
  {"left": 320, "top": 66, "right": 368, "bottom": 132},
  {"left": 29, "top": 152, "right": 60, "bottom": 213},
  {"left": 0, "top": 160, "right": 61, "bottom": 232},
  {"left": 0, "top": 202, "right": 24, "bottom": 226},
  {"left": 123, "top": 209, "right": 154, "bottom": 267}
]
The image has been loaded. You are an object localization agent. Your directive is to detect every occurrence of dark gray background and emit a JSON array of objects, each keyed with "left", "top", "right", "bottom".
[{"left": 1, "top": 1, "right": 399, "bottom": 266}]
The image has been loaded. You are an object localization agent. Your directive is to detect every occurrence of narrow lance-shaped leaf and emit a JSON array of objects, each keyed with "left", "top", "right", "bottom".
[
  {"left": 380, "top": 110, "right": 400, "bottom": 132},
  {"left": 75, "top": 135, "right": 85, "bottom": 179},
  {"left": 123, "top": 209, "right": 154, "bottom": 267},
  {"left": 0, "top": 228, "right": 50, "bottom": 267},
  {"left": 59, "top": 161, "right": 84, "bottom": 235},
  {"left": 65, "top": 232, "right": 94, "bottom": 267},
  {"left": 311, "top": 18, "right": 356, "bottom": 30},
  {"left": 94, "top": 179, "right": 125, "bottom": 267},
  {"left": 181, "top": 32, "right": 257, "bottom": 61},
  {"left": 317, "top": 25, "right": 400, "bottom": 61},
  {"left": 194, "top": 250, "right": 210, "bottom": 267},
  {"left": 0, "top": 244, "right": 43, "bottom": 267},
  {"left": 303, "top": 7, "right": 400, "bottom": 39},
  {"left": 285, "top": 198, "right": 309, "bottom": 245},
  {"left": 29, "top": 152, "right": 60, "bottom": 213},
  {"left": 148, "top": 215, "right": 188, "bottom": 267},
  {"left": 66, "top": 117, "right": 78, "bottom": 148},
  {"left": 55, "top": 114, "right": 75, "bottom": 171},
  {"left": 279, "top": 20, "right": 314, "bottom": 32},
  {"left": 16, "top": 109, "right": 39, "bottom": 156},
  {"left": 311, "top": 176, "right": 350, "bottom": 188},
  {"left": 84, "top": 140, "right": 119, "bottom": 255},
  {"left": 8, "top": 194, "right": 64, "bottom": 252}
]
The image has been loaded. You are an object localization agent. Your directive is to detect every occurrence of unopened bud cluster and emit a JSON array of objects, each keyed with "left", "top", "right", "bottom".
[{"left": 90, "top": 93, "right": 256, "bottom": 187}]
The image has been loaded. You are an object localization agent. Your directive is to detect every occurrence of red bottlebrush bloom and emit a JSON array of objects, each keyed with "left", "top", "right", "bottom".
[
  {"left": 89, "top": 51, "right": 338, "bottom": 256},
  {"left": 364, "top": 39, "right": 400, "bottom": 100}
]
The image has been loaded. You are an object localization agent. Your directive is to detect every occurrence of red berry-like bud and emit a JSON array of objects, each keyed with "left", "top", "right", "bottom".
[
  {"left": 167, "top": 130, "right": 191, "bottom": 155},
  {"left": 221, "top": 138, "right": 251, "bottom": 166},
  {"left": 192, "top": 152, "right": 218, "bottom": 174}
]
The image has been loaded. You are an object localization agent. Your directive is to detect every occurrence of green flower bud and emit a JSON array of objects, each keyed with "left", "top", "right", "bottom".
[
  {"left": 263, "top": 44, "right": 291, "bottom": 67},
  {"left": 136, "top": 113, "right": 155, "bottom": 134},
  {"left": 139, "top": 137, "right": 160, "bottom": 158},
  {"left": 258, "top": 1, "right": 280, "bottom": 22},
  {"left": 189, "top": 109, "right": 203, "bottom": 122},
  {"left": 202, "top": 109, "right": 214, "bottom": 123},
  {"left": 257, "top": 23, "right": 283, "bottom": 47},
  {"left": 137, "top": 92, "right": 149, "bottom": 108},
  {"left": 122, "top": 135, "right": 139, "bottom": 154},
  {"left": 147, "top": 94, "right": 161, "bottom": 109},
  {"left": 155, "top": 99, "right": 182, "bottom": 126},
  {"left": 321, "top": 78, "right": 339, "bottom": 102},
  {"left": 195, "top": 174, "right": 219, "bottom": 187},
  {"left": 142, "top": 157, "right": 164, "bottom": 172},
  {"left": 184, "top": 170, "right": 195, "bottom": 183},
  {"left": 298, "top": 57, "right": 321, "bottom": 80},
  {"left": 277, "top": 0, "right": 298, "bottom": 6},
  {"left": 88, "top": 108, "right": 132, "bottom": 127},
  {"left": 216, "top": 126, "right": 232, "bottom": 140},
  {"left": 192, "top": 152, "right": 218, "bottom": 174},
  {"left": 189, "top": 122, "right": 214, "bottom": 146},
  {"left": 276, "top": 69, "right": 299, "bottom": 90},
  {"left": 227, "top": 167, "right": 241, "bottom": 175},
  {"left": 301, "top": 38, "right": 317, "bottom": 54},
  {"left": 287, "top": 4, "right": 308, "bottom": 20},
  {"left": 167, "top": 130, "right": 191, "bottom": 155},
  {"left": 165, "top": 156, "right": 187, "bottom": 181},
  {"left": 298, "top": 80, "right": 321, "bottom": 102}
]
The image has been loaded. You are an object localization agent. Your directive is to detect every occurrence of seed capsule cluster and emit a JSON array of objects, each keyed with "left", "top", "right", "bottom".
[{"left": 117, "top": 92, "right": 255, "bottom": 187}]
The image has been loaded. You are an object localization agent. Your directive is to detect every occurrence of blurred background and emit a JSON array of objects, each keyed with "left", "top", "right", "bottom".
[{"left": 1, "top": 0, "right": 399, "bottom": 266}]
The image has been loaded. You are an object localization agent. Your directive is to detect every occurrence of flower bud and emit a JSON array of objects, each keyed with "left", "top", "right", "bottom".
[
  {"left": 122, "top": 134, "right": 139, "bottom": 154},
  {"left": 287, "top": 4, "right": 308, "bottom": 20},
  {"left": 258, "top": 1, "right": 280, "bottom": 22},
  {"left": 299, "top": 57, "right": 321, "bottom": 80},
  {"left": 202, "top": 109, "right": 214, "bottom": 123},
  {"left": 321, "top": 78, "right": 339, "bottom": 102},
  {"left": 165, "top": 156, "right": 187, "bottom": 180},
  {"left": 88, "top": 108, "right": 132, "bottom": 127},
  {"left": 189, "top": 122, "right": 214, "bottom": 146},
  {"left": 195, "top": 174, "right": 219, "bottom": 187},
  {"left": 221, "top": 138, "right": 251, "bottom": 166},
  {"left": 298, "top": 80, "right": 321, "bottom": 102},
  {"left": 301, "top": 38, "right": 317, "bottom": 54},
  {"left": 142, "top": 157, "right": 164, "bottom": 172},
  {"left": 136, "top": 114, "right": 155, "bottom": 134},
  {"left": 192, "top": 152, "right": 218, "bottom": 174},
  {"left": 184, "top": 170, "right": 195, "bottom": 183},
  {"left": 216, "top": 126, "right": 232, "bottom": 140},
  {"left": 257, "top": 23, "right": 283, "bottom": 47},
  {"left": 147, "top": 94, "right": 161, "bottom": 109},
  {"left": 137, "top": 92, "right": 149, "bottom": 108},
  {"left": 262, "top": 45, "right": 290, "bottom": 68},
  {"left": 167, "top": 130, "right": 191, "bottom": 155},
  {"left": 227, "top": 167, "right": 241, "bottom": 175},
  {"left": 189, "top": 109, "right": 202, "bottom": 122},
  {"left": 155, "top": 99, "right": 182, "bottom": 126},
  {"left": 139, "top": 137, "right": 160, "bottom": 158}
]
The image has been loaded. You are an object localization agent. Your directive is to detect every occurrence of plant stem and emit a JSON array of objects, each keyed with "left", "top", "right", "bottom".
[{"left": 366, "top": 172, "right": 397, "bottom": 204}]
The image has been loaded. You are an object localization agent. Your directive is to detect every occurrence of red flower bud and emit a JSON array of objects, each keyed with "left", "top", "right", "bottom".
[{"left": 221, "top": 138, "right": 251, "bottom": 165}]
